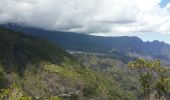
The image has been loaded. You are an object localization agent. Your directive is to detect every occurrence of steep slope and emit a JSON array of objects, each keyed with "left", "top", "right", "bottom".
[
  {"left": 0, "top": 27, "right": 136, "bottom": 100},
  {"left": 4, "top": 24, "right": 170, "bottom": 63},
  {"left": 73, "top": 53, "right": 141, "bottom": 97}
]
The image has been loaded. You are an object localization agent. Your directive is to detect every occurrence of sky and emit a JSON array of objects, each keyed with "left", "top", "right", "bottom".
[
  {"left": 160, "top": 0, "right": 170, "bottom": 7},
  {"left": 0, "top": 0, "right": 170, "bottom": 43}
]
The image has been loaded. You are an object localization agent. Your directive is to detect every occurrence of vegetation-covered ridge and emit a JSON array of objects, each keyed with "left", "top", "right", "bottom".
[
  {"left": 0, "top": 27, "right": 136, "bottom": 100},
  {"left": 73, "top": 53, "right": 170, "bottom": 100}
]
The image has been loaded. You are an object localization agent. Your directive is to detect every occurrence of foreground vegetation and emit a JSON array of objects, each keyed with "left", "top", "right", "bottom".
[{"left": 128, "top": 59, "right": 170, "bottom": 100}]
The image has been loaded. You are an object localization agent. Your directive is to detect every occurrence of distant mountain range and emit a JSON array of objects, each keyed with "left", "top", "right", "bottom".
[{"left": 2, "top": 24, "right": 170, "bottom": 63}]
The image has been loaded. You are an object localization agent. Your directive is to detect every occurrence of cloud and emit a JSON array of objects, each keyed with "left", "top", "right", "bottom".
[{"left": 0, "top": 0, "right": 170, "bottom": 36}]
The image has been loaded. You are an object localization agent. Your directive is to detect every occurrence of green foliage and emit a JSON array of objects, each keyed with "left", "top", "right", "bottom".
[
  {"left": 82, "top": 83, "right": 99, "bottom": 97},
  {"left": 46, "top": 96, "right": 60, "bottom": 100},
  {"left": 0, "top": 27, "right": 72, "bottom": 75},
  {"left": 128, "top": 58, "right": 170, "bottom": 99},
  {"left": 154, "top": 67, "right": 170, "bottom": 99},
  {"left": 73, "top": 53, "right": 138, "bottom": 100},
  {"left": 139, "top": 72, "right": 152, "bottom": 98},
  {"left": 43, "top": 63, "right": 80, "bottom": 78},
  {"left": 0, "top": 63, "right": 8, "bottom": 89},
  {"left": 0, "top": 83, "right": 32, "bottom": 100},
  {"left": 42, "top": 61, "right": 137, "bottom": 100},
  {"left": 19, "top": 96, "right": 32, "bottom": 100}
]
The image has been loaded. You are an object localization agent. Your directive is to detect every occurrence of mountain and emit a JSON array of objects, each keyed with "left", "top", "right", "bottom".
[
  {"left": 3, "top": 24, "right": 170, "bottom": 63},
  {"left": 0, "top": 27, "right": 136, "bottom": 100}
]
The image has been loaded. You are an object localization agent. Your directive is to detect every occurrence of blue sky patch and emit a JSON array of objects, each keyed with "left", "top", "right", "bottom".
[{"left": 160, "top": 0, "right": 170, "bottom": 7}]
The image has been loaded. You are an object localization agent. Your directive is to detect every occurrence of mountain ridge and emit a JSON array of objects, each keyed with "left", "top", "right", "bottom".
[
  {"left": 2, "top": 24, "right": 168, "bottom": 44},
  {"left": 2, "top": 24, "right": 170, "bottom": 63}
]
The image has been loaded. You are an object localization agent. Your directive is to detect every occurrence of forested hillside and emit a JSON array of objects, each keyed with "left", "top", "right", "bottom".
[
  {"left": 0, "top": 27, "right": 136, "bottom": 100},
  {"left": 73, "top": 52, "right": 170, "bottom": 100}
]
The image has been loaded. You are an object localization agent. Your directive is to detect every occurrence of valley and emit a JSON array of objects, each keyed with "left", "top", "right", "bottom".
[
  {"left": 0, "top": 25, "right": 169, "bottom": 100},
  {"left": 1, "top": 0, "right": 170, "bottom": 100},
  {"left": 0, "top": 27, "right": 137, "bottom": 100}
]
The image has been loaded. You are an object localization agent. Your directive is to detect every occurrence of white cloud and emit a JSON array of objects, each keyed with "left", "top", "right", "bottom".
[{"left": 0, "top": 0, "right": 170, "bottom": 36}]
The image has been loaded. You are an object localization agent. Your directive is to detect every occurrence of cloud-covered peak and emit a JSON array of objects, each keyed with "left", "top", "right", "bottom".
[{"left": 0, "top": 0, "right": 170, "bottom": 36}]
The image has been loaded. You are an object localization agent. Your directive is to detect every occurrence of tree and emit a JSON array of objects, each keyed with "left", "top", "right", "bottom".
[
  {"left": 128, "top": 59, "right": 170, "bottom": 100},
  {"left": 154, "top": 66, "right": 170, "bottom": 99},
  {"left": 128, "top": 59, "right": 153, "bottom": 99}
]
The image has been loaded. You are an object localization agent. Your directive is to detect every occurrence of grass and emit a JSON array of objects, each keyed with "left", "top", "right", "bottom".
[{"left": 43, "top": 63, "right": 80, "bottom": 78}]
